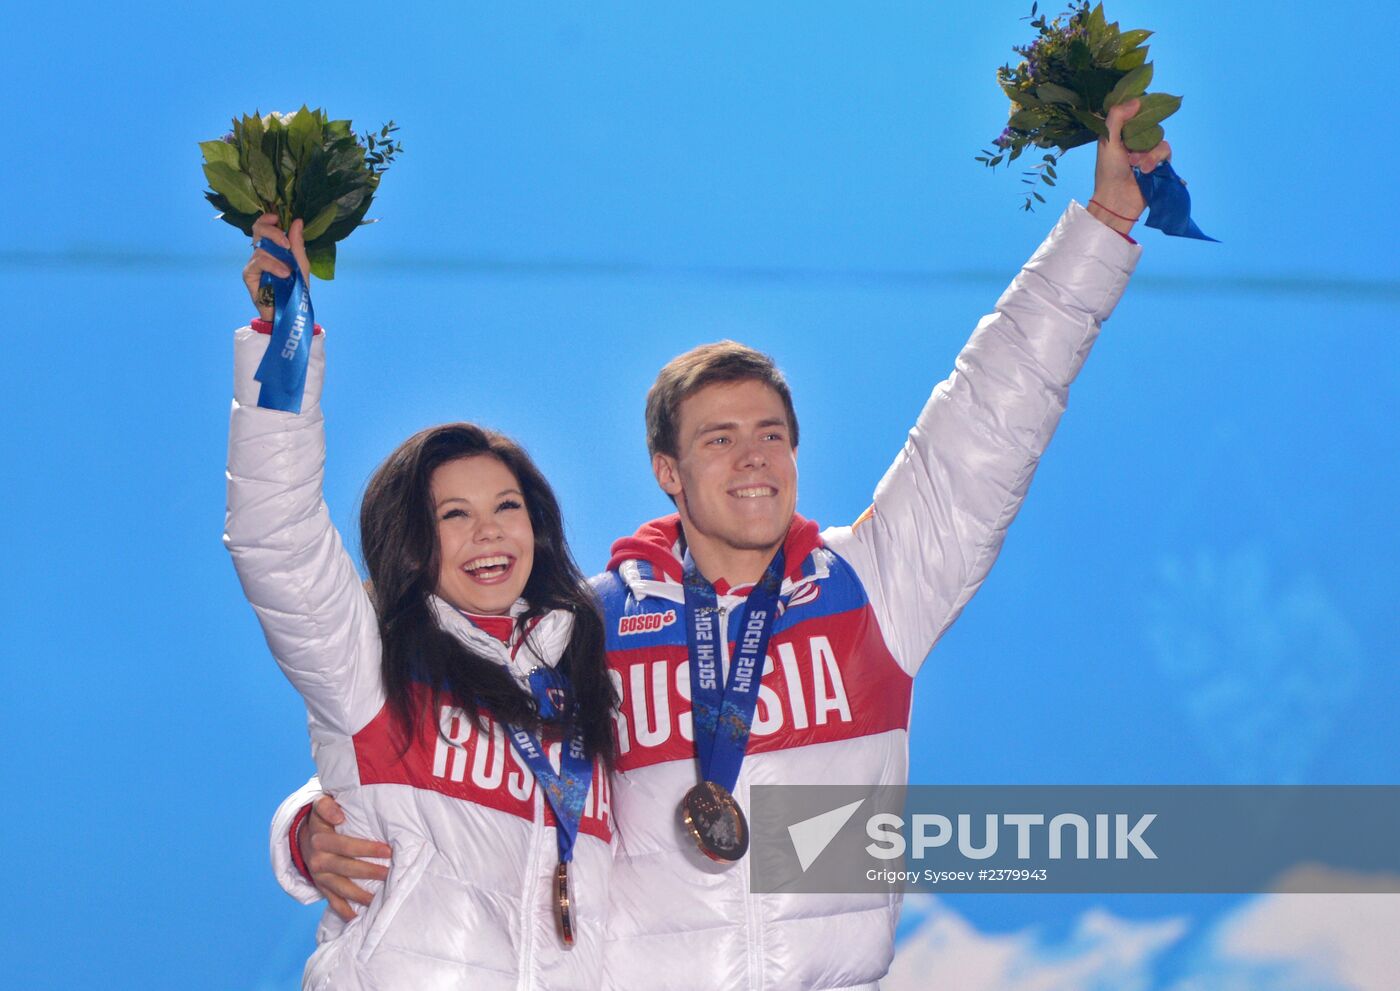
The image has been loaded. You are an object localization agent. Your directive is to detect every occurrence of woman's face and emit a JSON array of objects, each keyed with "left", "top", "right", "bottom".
[{"left": 431, "top": 454, "right": 535, "bottom": 616}]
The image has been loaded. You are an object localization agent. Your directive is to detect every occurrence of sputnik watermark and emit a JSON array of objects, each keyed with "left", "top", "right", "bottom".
[
  {"left": 865, "top": 811, "right": 1157, "bottom": 860},
  {"left": 749, "top": 785, "right": 1400, "bottom": 894}
]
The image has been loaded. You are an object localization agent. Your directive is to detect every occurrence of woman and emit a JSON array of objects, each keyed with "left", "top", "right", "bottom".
[{"left": 226, "top": 216, "right": 616, "bottom": 990}]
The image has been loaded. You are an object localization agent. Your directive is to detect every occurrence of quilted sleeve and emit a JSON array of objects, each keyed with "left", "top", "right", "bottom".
[
  {"left": 224, "top": 327, "right": 384, "bottom": 734},
  {"left": 823, "top": 202, "right": 1140, "bottom": 676}
]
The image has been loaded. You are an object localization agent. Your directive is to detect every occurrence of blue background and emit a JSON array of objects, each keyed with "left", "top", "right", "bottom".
[{"left": 3, "top": 2, "right": 1396, "bottom": 988}]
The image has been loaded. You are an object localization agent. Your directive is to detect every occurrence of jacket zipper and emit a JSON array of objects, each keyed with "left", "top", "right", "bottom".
[
  {"left": 518, "top": 781, "right": 545, "bottom": 989},
  {"left": 504, "top": 620, "right": 543, "bottom": 991}
]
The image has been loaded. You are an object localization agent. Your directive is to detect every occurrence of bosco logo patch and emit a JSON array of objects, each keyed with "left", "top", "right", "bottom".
[{"left": 619, "top": 609, "right": 677, "bottom": 636}]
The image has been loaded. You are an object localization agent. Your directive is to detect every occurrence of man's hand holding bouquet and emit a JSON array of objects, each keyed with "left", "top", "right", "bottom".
[{"left": 980, "top": 2, "right": 1214, "bottom": 241}]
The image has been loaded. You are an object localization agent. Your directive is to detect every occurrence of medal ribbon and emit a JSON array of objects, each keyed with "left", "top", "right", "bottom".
[
  {"left": 503, "top": 667, "right": 593, "bottom": 864},
  {"left": 683, "top": 549, "right": 786, "bottom": 794},
  {"left": 251, "top": 238, "right": 316, "bottom": 412},
  {"left": 1133, "top": 161, "right": 1217, "bottom": 242}
]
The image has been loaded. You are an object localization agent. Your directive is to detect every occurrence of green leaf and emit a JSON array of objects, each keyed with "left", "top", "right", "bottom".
[
  {"left": 202, "top": 161, "right": 262, "bottom": 215},
  {"left": 296, "top": 147, "right": 332, "bottom": 218},
  {"left": 1035, "top": 82, "right": 1081, "bottom": 107},
  {"left": 1059, "top": 130, "right": 1098, "bottom": 151},
  {"left": 199, "top": 140, "right": 239, "bottom": 168},
  {"left": 1002, "top": 82, "right": 1042, "bottom": 107},
  {"left": 333, "top": 185, "right": 371, "bottom": 215},
  {"left": 1130, "top": 92, "right": 1183, "bottom": 128},
  {"left": 240, "top": 114, "right": 264, "bottom": 174},
  {"left": 1076, "top": 66, "right": 1122, "bottom": 110},
  {"left": 1092, "top": 15, "right": 1123, "bottom": 62},
  {"left": 246, "top": 144, "right": 278, "bottom": 205},
  {"left": 328, "top": 139, "right": 362, "bottom": 175},
  {"left": 1008, "top": 107, "right": 1044, "bottom": 130},
  {"left": 287, "top": 106, "right": 322, "bottom": 164},
  {"left": 1070, "top": 109, "right": 1109, "bottom": 139},
  {"left": 1009, "top": 143, "right": 1024, "bottom": 161},
  {"left": 1122, "top": 121, "right": 1165, "bottom": 152},
  {"left": 1087, "top": 4, "right": 1107, "bottom": 46},
  {"left": 1067, "top": 38, "right": 1092, "bottom": 70},
  {"left": 1045, "top": 165, "right": 1057, "bottom": 178},
  {"left": 323, "top": 187, "right": 376, "bottom": 243},
  {"left": 204, "top": 190, "right": 259, "bottom": 236},
  {"left": 1114, "top": 46, "right": 1149, "bottom": 71},
  {"left": 204, "top": 107, "right": 399, "bottom": 247},
  {"left": 302, "top": 203, "right": 337, "bottom": 241},
  {"left": 1033, "top": 191, "right": 1046, "bottom": 202},
  {"left": 263, "top": 129, "right": 286, "bottom": 200},
  {"left": 280, "top": 140, "right": 298, "bottom": 183},
  {"left": 1104, "top": 62, "right": 1153, "bottom": 108},
  {"left": 1119, "top": 29, "right": 1153, "bottom": 49},
  {"left": 308, "top": 241, "right": 336, "bottom": 281}
]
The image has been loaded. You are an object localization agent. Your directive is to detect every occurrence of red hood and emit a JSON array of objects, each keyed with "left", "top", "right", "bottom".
[{"left": 607, "top": 513, "right": 822, "bottom": 592}]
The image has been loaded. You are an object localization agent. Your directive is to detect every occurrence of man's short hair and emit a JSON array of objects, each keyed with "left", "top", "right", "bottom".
[{"left": 645, "top": 341, "right": 800, "bottom": 458}]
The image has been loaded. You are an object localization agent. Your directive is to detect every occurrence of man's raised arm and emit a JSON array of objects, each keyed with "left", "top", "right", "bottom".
[{"left": 823, "top": 100, "right": 1162, "bottom": 676}]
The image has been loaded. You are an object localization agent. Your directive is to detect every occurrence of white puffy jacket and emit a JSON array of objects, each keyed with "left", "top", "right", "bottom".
[
  {"left": 227, "top": 328, "right": 614, "bottom": 991},
  {"left": 271, "top": 202, "right": 1139, "bottom": 989}
]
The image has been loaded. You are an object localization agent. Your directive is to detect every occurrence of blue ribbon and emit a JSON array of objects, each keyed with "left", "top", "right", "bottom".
[
  {"left": 1134, "top": 160, "right": 1218, "bottom": 242},
  {"left": 252, "top": 238, "right": 315, "bottom": 412},
  {"left": 683, "top": 550, "right": 786, "bottom": 794},
  {"left": 503, "top": 668, "right": 593, "bottom": 864}
]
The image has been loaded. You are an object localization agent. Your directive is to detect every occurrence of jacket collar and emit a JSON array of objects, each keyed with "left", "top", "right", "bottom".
[
  {"left": 428, "top": 596, "right": 573, "bottom": 673},
  {"left": 606, "top": 513, "right": 826, "bottom": 604}
]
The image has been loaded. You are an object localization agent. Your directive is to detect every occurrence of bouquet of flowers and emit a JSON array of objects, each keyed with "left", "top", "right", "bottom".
[
  {"left": 199, "top": 107, "right": 402, "bottom": 278},
  {"left": 978, "top": 2, "right": 1179, "bottom": 211}
]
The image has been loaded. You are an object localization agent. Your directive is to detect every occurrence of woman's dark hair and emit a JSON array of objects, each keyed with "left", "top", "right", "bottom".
[{"left": 360, "top": 423, "right": 615, "bottom": 767}]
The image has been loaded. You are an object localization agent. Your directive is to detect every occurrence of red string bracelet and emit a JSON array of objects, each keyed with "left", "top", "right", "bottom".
[{"left": 1089, "top": 199, "right": 1141, "bottom": 224}]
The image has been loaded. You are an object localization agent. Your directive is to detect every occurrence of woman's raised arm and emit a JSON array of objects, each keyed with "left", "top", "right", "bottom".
[{"left": 224, "top": 217, "right": 384, "bottom": 737}]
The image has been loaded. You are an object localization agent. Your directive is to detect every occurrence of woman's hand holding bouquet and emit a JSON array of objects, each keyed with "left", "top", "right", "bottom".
[{"left": 244, "top": 215, "right": 310, "bottom": 323}]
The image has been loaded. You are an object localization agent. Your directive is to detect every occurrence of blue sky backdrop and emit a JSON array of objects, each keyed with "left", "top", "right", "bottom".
[{"left": 3, "top": 2, "right": 1396, "bottom": 988}]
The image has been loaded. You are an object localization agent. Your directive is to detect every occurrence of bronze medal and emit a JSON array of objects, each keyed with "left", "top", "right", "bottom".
[
  {"left": 553, "top": 860, "right": 576, "bottom": 948},
  {"left": 680, "top": 781, "right": 749, "bottom": 862},
  {"left": 257, "top": 284, "right": 276, "bottom": 310}
]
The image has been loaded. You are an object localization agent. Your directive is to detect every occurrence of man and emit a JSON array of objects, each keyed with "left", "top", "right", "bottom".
[{"left": 270, "top": 101, "right": 1165, "bottom": 989}]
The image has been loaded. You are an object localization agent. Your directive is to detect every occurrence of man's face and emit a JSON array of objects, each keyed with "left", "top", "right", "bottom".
[{"left": 652, "top": 379, "right": 798, "bottom": 578}]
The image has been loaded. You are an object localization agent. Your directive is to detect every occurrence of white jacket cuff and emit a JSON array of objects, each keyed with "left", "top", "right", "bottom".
[
  {"left": 269, "top": 777, "right": 326, "bottom": 905},
  {"left": 232, "top": 324, "right": 327, "bottom": 412}
]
